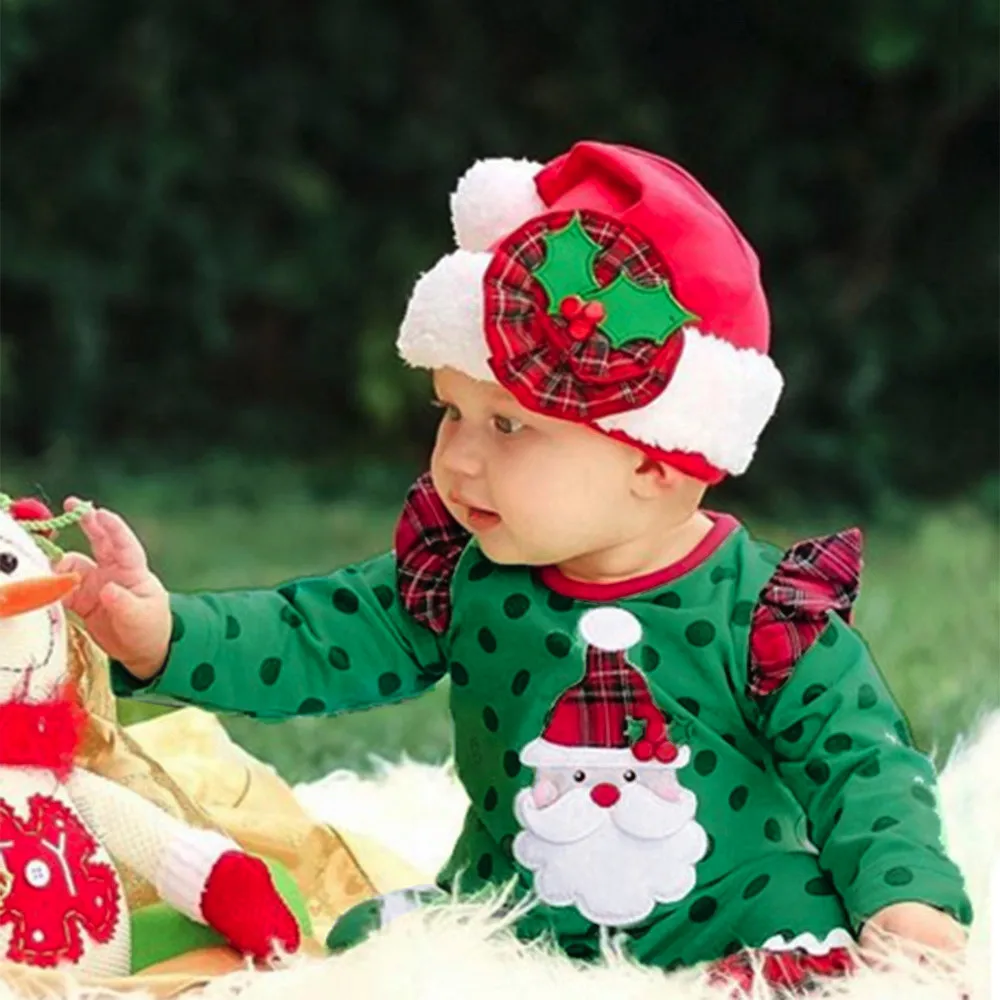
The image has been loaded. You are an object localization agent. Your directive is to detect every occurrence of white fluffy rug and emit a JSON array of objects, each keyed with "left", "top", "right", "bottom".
[{"left": 6, "top": 715, "right": 999, "bottom": 1000}]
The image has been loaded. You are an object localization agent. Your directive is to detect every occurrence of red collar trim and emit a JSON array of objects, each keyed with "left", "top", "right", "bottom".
[
  {"left": 539, "top": 512, "right": 740, "bottom": 601},
  {"left": 0, "top": 686, "right": 87, "bottom": 782}
]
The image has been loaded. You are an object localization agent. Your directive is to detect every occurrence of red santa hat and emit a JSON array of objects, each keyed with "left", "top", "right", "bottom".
[
  {"left": 520, "top": 607, "right": 690, "bottom": 770},
  {"left": 397, "top": 141, "right": 782, "bottom": 482}
]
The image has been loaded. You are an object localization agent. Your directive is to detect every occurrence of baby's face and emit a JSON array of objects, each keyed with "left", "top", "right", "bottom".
[{"left": 430, "top": 368, "right": 652, "bottom": 570}]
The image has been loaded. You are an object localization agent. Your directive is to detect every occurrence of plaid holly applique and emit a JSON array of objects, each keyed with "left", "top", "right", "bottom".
[
  {"left": 483, "top": 210, "right": 690, "bottom": 423},
  {"left": 393, "top": 472, "right": 470, "bottom": 635},
  {"left": 747, "top": 529, "right": 863, "bottom": 698}
]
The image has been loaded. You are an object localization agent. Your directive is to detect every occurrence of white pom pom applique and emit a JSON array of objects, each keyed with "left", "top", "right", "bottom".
[
  {"left": 450, "top": 158, "right": 546, "bottom": 252},
  {"left": 578, "top": 607, "right": 643, "bottom": 652}
]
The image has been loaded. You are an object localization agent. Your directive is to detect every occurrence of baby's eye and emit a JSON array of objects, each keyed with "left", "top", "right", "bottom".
[
  {"left": 432, "top": 400, "right": 461, "bottom": 422},
  {"left": 492, "top": 415, "right": 524, "bottom": 435},
  {"left": 0, "top": 552, "right": 18, "bottom": 574}
]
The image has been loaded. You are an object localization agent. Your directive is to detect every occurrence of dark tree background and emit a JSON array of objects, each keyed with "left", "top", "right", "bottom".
[{"left": 2, "top": 0, "right": 997, "bottom": 510}]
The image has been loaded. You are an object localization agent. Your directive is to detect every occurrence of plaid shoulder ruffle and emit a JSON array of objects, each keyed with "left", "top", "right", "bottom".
[
  {"left": 393, "top": 472, "right": 471, "bottom": 635},
  {"left": 747, "top": 529, "right": 863, "bottom": 698}
]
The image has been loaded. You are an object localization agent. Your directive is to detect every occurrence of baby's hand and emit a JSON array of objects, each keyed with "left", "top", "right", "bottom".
[
  {"left": 860, "top": 901, "right": 966, "bottom": 960},
  {"left": 55, "top": 499, "right": 172, "bottom": 681}
]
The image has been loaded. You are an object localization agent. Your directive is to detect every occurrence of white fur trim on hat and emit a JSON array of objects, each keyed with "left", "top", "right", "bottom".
[
  {"left": 578, "top": 607, "right": 642, "bottom": 652},
  {"left": 397, "top": 250, "right": 495, "bottom": 381},
  {"left": 521, "top": 738, "right": 691, "bottom": 770},
  {"left": 451, "top": 158, "right": 545, "bottom": 252},
  {"left": 596, "top": 328, "right": 783, "bottom": 475}
]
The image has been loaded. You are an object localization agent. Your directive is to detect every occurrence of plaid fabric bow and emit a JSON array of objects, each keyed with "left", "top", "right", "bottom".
[
  {"left": 394, "top": 472, "right": 471, "bottom": 635},
  {"left": 483, "top": 210, "right": 685, "bottom": 422},
  {"left": 748, "top": 529, "right": 863, "bottom": 698}
]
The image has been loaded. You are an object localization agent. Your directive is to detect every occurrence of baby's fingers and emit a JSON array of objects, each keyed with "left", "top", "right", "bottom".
[
  {"left": 95, "top": 509, "right": 149, "bottom": 576},
  {"left": 66, "top": 498, "right": 114, "bottom": 564},
  {"left": 55, "top": 552, "right": 102, "bottom": 617}
]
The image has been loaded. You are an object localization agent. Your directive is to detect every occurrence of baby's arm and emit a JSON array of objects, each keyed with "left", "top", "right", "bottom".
[
  {"left": 111, "top": 551, "right": 446, "bottom": 719},
  {"left": 749, "top": 613, "right": 972, "bottom": 935}
]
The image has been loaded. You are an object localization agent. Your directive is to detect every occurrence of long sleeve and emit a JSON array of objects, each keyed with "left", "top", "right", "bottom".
[
  {"left": 751, "top": 613, "right": 972, "bottom": 932},
  {"left": 110, "top": 551, "right": 447, "bottom": 720}
]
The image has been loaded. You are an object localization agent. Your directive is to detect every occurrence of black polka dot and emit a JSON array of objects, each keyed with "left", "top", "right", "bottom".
[
  {"left": 565, "top": 942, "right": 596, "bottom": 960},
  {"left": 450, "top": 661, "right": 469, "bottom": 686},
  {"left": 685, "top": 621, "right": 716, "bottom": 647},
  {"left": 805, "top": 876, "right": 836, "bottom": 896},
  {"left": 872, "top": 815, "right": 899, "bottom": 832},
  {"left": 478, "top": 628, "right": 498, "bottom": 653},
  {"left": 640, "top": 646, "right": 661, "bottom": 672},
  {"left": 468, "top": 559, "right": 493, "bottom": 581},
  {"left": 723, "top": 940, "right": 743, "bottom": 956},
  {"left": 477, "top": 854, "right": 494, "bottom": 880},
  {"left": 802, "top": 684, "right": 827, "bottom": 705},
  {"left": 225, "top": 615, "right": 241, "bottom": 639},
  {"left": 333, "top": 589, "right": 359, "bottom": 614},
  {"left": 711, "top": 566, "right": 737, "bottom": 584},
  {"left": 689, "top": 897, "right": 717, "bottom": 923},
  {"left": 327, "top": 646, "right": 351, "bottom": 670},
  {"left": 824, "top": 733, "right": 853, "bottom": 754},
  {"left": 694, "top": 750, "right": 717, "bottom": 776},
  {"left": 191, "top": 663, "right": 215, "bottom": 691},
  {"left": 299, "top": 697, "right": 326, "bottom": 714},
  {"left": 677, "top": 697, "right": 701, "bottom": 717},
  {"left": 731, "top": 601, "right": 754, "bottom": 627},
  {"left": 500, "top": 834, "right": 515, "bottom": 858},
  {"left": 653, "top": 591, "right": 681, "bottom": 608},
  {"left": 503, "top": 750, "right": 521, "bottom": 778},
  {"left": 742, "top": 874, "right": 770, "bottom": 899},
  {"left": 806, "top": 760, "right": 831, "bottom": 784},
  {"left": 545, "top": 632, "right": 571, "bottom": 658},
  {"left": 259, "top": 657, "right": 282, "bottom": 685},
  {"left": 374, "top": 585, "right": 395, "bottom": 610},
  {"left": 858, "top": 757, "right": 881, "bottom": 778},
  {"left": 911, "top": 784, "right": 936, "bottom": 808},
  {"left": 702, "top": 834, "right": 715, "bottom": 862},
  {"left": 169, "top": 613, "right": 186, "bottom": 643},
  {"left": 780, "top": 721, "right": 805, "bottom": 743},
  {"left": 378, "top": 672, "right": 402, "bottom": 696},
  {"left": 894, "top": 720, "right": 912, "bottom": 745},
  {"left": 547, "top": 591, "right": 574, "bottom": 612},
  {"left": 483, "top": 787, "right": 498, "bottom": 812},
  {"left": 885, "top": 867, "right": 914, "bottom": 887},
  {"left": 503, "top": 594, "right": 530, "bottom": 619},
  {"left": 280, "top": 605, "right": 303, "bottom": 628},
  {"left": 729, "top": 786, "right": 749, "bottom": 811},
  {"left": 483, "top": 706, "right": 500, "bottom": 732},
  {"left": 819, "top": 625, "right": 839, "bottom": 647},
  {"left": 764, "top": 819, "right": 782, "bottom": 842},
  {"left": 511, "top": 670, "right": 531, "bottom": 696},
  {"left": 858, "top": 684, "right": 878, "bottom": 710}
]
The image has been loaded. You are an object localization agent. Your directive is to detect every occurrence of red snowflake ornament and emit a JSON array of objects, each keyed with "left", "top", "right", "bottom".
[{"left": 0, "top": 794, "right": 120, "bottom": 966}]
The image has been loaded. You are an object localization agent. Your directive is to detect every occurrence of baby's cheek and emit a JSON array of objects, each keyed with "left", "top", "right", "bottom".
[{"left": 531, "top": 778, "right": 561, "bottom": 808}]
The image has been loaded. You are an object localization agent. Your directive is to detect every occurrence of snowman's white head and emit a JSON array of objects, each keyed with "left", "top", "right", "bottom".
[{"left": 0, "top": 509, "right": 78, "bottom": 702}]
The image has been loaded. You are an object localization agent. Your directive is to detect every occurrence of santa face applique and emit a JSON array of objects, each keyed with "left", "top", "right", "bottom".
[{"left": 512, "top": 607, "right": 708, "bottom": 927}]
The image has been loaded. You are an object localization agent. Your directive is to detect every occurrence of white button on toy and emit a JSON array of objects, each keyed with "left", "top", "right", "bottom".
[{"left": 24, "top": 859, "right": 51, "bottom": 889}]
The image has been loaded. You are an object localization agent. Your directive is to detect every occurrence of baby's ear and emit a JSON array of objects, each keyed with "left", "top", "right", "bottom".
[{"left": 632, "top": 456, "right": 676, "bottom": 499}]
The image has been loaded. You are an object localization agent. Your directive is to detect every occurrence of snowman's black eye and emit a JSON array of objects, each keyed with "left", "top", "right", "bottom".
[
  {"left": 623, "top": 770, "right": 637, "bottom": 782},
  {"left": 573, "top": 770, "right": 587, "bottom": 783},
  {"left": 0, "top": 553, "right": 17, "bottom": 574}
]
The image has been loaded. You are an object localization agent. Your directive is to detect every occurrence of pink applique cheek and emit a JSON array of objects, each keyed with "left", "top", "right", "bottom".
[
  {"left": 532, "top": 777, "right": 561, "bottom": 809},
  {"left": 645, "top": 769, "right": 682, "bottom": 802}
]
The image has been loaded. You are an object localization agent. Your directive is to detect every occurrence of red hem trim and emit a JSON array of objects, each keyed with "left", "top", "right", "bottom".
[{"left": 539, "top": 512, "right": 740, "bottom": 600}]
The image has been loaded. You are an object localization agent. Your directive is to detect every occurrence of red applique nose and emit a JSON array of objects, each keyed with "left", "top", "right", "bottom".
[{"left": 590, "top": 783, "right": 621, "bottom": 808}]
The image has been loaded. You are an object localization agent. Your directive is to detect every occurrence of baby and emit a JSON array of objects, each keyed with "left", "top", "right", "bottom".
[{"left": 59, "top": 142, "right": 969, "bottom": 991}]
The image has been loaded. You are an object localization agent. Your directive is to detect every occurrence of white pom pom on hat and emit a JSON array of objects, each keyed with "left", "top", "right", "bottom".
[
  {"left": 450, "top": 158, "right": 545, "bottom": 252},
  {"left": 578, "top": 606, "right": 643, "bottom": 652}
]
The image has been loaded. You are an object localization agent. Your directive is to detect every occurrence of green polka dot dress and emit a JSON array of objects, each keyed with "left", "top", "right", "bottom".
[{"left": 111, "top": 496, "right": 972, "bottom": 971}]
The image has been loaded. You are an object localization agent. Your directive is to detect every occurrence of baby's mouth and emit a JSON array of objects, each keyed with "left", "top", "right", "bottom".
[{"left": 449, "top": 493, "right": 502, "bottom": 531}]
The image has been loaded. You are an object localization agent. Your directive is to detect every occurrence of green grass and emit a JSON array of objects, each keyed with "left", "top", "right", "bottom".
[{"left": 3, "top": 459, "right": 997, "bottom": 783}]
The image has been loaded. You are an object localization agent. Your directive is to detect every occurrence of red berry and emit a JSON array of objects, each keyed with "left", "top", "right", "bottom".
[
  {"left": 582, "top": 301, "right": 606, "bottom": 323},
  {"left": 655, "top": 741, "right": 679, "bottom": 763},
  {"left": 559, "top": 295, "right": 584, "bottom": 319},
  {"left": 631, "top": 740, "right": 654, "bottom": 762},
  {"left": 568, "top": 318, "right": 592, "bottom": 341},
  {"left": 10, "top": 497, "right": 53, "bottom": 522}
]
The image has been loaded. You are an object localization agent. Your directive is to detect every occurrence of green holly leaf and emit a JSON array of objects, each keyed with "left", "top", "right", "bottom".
[
  {"left": 532, "top": 214, "right": 602, "bottom": 305},
  {"left": 591, "top": 272, "right": 698, "bottom": 349},
  {"left": 624, "top": 715, "right": 648, "bottom": 745},
  {"left": 532, "top": 213, "right": 698, "bottom": 349}
]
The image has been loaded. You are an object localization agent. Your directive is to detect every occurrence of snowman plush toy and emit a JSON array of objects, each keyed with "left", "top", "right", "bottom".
[{"left": 0, "top": 496, "right": 301, "bottom": 977}]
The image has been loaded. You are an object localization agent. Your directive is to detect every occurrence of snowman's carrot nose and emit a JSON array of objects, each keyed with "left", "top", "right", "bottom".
[{"left": 0, "top": 573, "right": 80, "bottom": 618}]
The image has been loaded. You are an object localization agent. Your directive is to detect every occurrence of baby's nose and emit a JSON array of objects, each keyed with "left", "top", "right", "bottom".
[{"left": 590, "top": 783, "right": 620, "bottom": 808}]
